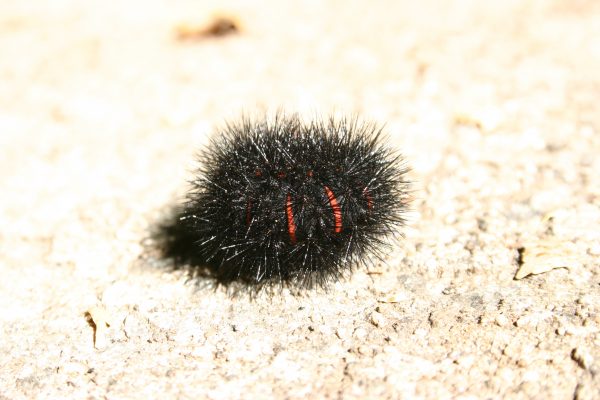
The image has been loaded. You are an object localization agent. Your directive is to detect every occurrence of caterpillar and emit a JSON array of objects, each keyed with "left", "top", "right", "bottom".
[{"left": 179, "top": 114, "right": 410, "bottom": 287}]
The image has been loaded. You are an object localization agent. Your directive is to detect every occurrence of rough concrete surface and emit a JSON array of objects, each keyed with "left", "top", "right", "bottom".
[{"left": 1, "top": 0, "right": 599, "bottom": 399}]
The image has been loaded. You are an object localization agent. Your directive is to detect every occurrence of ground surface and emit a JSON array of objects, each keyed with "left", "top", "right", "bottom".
[{"left": 1, "top": 0, "right": 599, "bottom": 399}]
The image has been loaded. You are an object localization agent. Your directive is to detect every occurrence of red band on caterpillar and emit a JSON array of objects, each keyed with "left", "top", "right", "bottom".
[
  {"left": 324, "top": 186, "right": 343, "bottom": 233},
  {"left": 286, "top": 193, "right": 297, "bottom": 244}
]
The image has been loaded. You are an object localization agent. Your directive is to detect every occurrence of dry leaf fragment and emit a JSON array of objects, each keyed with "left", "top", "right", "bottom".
[
  {"left": 175, "top": 16, "right": 240, "bottom": 41},
  {"left": 453, "top": 107, "right": 503, "bottom": 132},
  {"left": 366, "top": 269, "right": 384, "bottom": 275},
  {"left": 377, "top": 292, "right": 408, "bottom": 303},
  {"left": 514, "top": 240, "right": 577, "bottom": 280},
  {"left": 85, "top": 305, "right": 112, "bottom": 350},
  {"left": 454, "top": 113, "right": 483, "bottom": 129}
]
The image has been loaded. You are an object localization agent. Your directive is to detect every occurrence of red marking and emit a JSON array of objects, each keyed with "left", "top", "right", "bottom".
[
  {"left": 307, "top": 170, "right": 313, "bottom": 177},
  {"left": 277, "top": 171, "right": 286, "bottom": 179},
  {"left": 324, "top": 186, "right": 343, "bottom": 233},
  {"left": 254, "top": 169, "right": 262, "bottom": 177},
  {"left": 246, "top": 200, "right": 252, "bottom": 225},
  {"left": 363, "top": 187, "right": 373, "bottom": 210},
  {"left": 286, "top": 193, "right": 297, "bottom": 244}
]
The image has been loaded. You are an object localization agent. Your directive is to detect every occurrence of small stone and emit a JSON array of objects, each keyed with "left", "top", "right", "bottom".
[
  {"left": 495, "top": 314, "right": 509, "bottom": 327},
  {"left": 61, "top": 361, "right": 88, "bottom": 376},
  {"left": 502, "top": 342, "right": 531, "bottom": 360},
  {"left": 517, "top": 357, "right": 531, "bottom": 367},
  {"left": 565, "top": 325, "right": 586, "bottom": 336},
  {"left": 574, "top": 383, "right": 596, "bottom": 400},
  {"left": 454, "top": 354, "right": 476, "bottom": 368},
  {"left": 522, "top": 369, "right": 540, "bottom": 382},
  {"left": 413, "top": 328, "right": 429, "bottom": 338},
  {"left": 442, "top": 287, "right": 455, "bottom": 295},
  {"left": 318, "top": 325, "right": 332, "bottom": 335},
  {"left": 370, "top": 312, "right": 386, "bottom": 328},
  {"left": 576, "top": 296, "right": 593, "bottom": 306},
  {"left": 514, "top": 312, "right": 550, "bottom": 328},
  {"left": 588, "top": 243, "right": 600, "bottom": 256},
  {"left": 336, "top": 327, "right": 351, "bottom": 340},
  {"left": 519, "top": 380, "right": 538, "bottom": 396},
  {"left": 572, "top": 347, "right": 593, "bottom": 370},
  {"left": 172, "top": 319, "right": 203, "bottom": 344},
  {"left": 191, "top": 345, "right": 214, "bottom": 359},
  {"left": 515, "top": 315, "right": 533, "bottom": 328},
  {"left": 123, "top": 313, "right": 151, "bottom": 342},
  {"left": 353, "top": 327, "right": 367, "bottom": 340}
]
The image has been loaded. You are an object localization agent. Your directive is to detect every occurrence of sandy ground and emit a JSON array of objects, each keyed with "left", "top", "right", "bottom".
[{"left": 1, "top": 0, "right": 599, "bottom": 398}]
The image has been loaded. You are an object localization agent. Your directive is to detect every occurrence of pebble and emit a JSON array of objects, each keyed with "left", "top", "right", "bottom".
[
  {"left": 413, "top": 328, "right": 429, "bottom": 338},
  {"left": 571, "top": 347, "right": 593, "bottom": 370},
  {"left": 123, "top": 313, "right": 151, "bottom": 342},
  {"left": 172, "top": 319, "right": 203, "bottom": 344},
  {"left": 514, "top": 315, "right": 533, "bottom": 328},
  {"left": 190, "top": 345, "right": 213, "bottom": 359},
  {"left": 318, "top": 325, "right": 333, "bottom": 336},
  {"left": 494, "top": 314, "right": 509, "bottom": 327},
  {"left": 514, "top": 312, "right": 551, "bottom": 328},
  {"left": 454, "top": 354, "right": 476, "bottom": 368},
  {"left": 353, "top": 327, "right": 367, "bottom": 340},
  {"left": 588, "top": 243, "right": 600, "bottom": 256},
  {"left": 574, "top": 383, "right": 596, "bottom": 400},
  {"left": 335, "top": 327, "right": 351, "bottom": 340},
  {"left": 60, "top": 361, "right": 88, "bottom": 376},
  {"left": 576, "top": 296, "right": 593, "bottom": 306},
  {"left": 516, "top": 357, "right": 531, "bottom": 367},
  {"left": 370, "top": 312, "right": 387, "bottom": 328}
]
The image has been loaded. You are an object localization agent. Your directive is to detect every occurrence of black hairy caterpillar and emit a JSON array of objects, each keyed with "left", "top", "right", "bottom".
[{"left": 180, "top": 114, "right": 410, "bottom": 287}]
